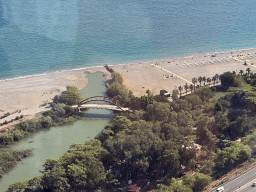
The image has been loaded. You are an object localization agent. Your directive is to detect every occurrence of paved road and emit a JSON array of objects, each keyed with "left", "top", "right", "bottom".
[
  {"left": 215, "top": 166, "right": 256, "bottom": 192},
  {"left": 240, "top": 184, "right": 256, "bottom": 192}
]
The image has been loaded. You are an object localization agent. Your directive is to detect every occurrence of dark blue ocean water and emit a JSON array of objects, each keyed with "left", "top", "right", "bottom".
[{"left": 0, "top": 0, "right": 256, "bottom": 79}]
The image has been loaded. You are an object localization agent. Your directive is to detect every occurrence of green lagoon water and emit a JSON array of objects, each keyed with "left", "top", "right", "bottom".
[{"left": 0, "top": 72, "right": 115, "bottom": 192}]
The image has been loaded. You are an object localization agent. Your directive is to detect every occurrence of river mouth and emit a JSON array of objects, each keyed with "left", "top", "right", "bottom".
[{"left": 0, "top": 72, "right": 115, "bottom": 192}]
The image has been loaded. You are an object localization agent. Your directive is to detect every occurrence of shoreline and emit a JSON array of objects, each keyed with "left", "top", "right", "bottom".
[
  {"left": 1, "top": 47, "right": 256, "bottom": 82},
  {"left": 0, "top": 66, "right": 110, "bottom": 127},
  {"left": 1, "top": 46, "right": 256, "bottom": 129}
]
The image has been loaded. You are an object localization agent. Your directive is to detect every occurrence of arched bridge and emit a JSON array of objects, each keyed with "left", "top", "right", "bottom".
[{"left": 72, "top": 96, "right": 132, "bottom": 112}]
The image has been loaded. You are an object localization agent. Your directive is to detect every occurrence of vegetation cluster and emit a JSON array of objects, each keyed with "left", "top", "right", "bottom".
[
  {"left": 0, "top": 86, "right": 84, "bottom": 183},
  {"left": 6, "top": 69, "right": 256, "bottom": 192},
  {"left": 0, "top": 149, "right": 33, "bottom": 178}
]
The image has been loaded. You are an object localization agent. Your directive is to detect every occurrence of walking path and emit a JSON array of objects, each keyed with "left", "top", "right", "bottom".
[{"left": 151, "top": 64, "right": 192, "bottom": 84}]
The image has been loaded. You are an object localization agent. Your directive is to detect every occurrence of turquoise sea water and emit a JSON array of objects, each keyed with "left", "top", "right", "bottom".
[{"left": 0, "top": 0, "right": 256, "bottom": 79}]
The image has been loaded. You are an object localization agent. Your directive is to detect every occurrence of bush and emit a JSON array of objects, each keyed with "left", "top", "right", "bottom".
[
  {"left": 10, "top": 129, "right": 26, "bottom": 141},
  {"left": 40, "top": 116, "right": 53, "bottom": 128},
  {"left": 111, "top": 72, "right": 123, "bottom": 84}
]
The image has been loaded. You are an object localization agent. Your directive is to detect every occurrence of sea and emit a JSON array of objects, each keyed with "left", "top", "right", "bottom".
[{"left": 0, "top": 0, "right": 256, "bottom": 79}]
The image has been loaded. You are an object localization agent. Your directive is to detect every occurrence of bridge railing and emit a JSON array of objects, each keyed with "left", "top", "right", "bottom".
[{"left": 78, "top": 96, "right": 123, "bottom": 111}]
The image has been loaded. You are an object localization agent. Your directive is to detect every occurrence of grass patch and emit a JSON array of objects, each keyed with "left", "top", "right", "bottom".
[
  {"left": 210, "top": 92, "right": 226, "bottom": 102},
  {"left": 187, "top": 134, "right": 196, "bottom": 141}
]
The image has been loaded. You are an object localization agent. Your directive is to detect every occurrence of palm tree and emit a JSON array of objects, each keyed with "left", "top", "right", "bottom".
[
  {"left": 232, "top": 71, "right": 236, "bottom": 75},
  {"left": 178, "top": 86, "right": 183, "bottom": 97},
  {"left": 212, "top": 75, "right": 217, "bottom": 85},
  {"left": 239, "top": 70, "right": 244, "bottom": 76},
  {"left": 184, "top": 83, "right": 189, "bottom": 95},
  {"left": 198, "top": 76, "right": 203, "bottom": 87},
  {"left": 202, "top": 76, "right": 206, "bottom": 86},
  {"left": 246, "top": 67, "right": 251, "bottom": 75},
  {"left": 192, "top": 77, "right": 197, "bottom": 89},
  {"left": 207, "top": 77, "right": 211, "bottom": 85},
  {"left": 215, "top": 74, "right": 219, "bottom": 83},
  {"left": 189, "top": 84, "right": 194, "bottom": 93}
]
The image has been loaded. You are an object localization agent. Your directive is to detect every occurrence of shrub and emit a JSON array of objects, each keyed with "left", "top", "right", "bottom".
[{"left": 40, "top": 116, "right": 53, "bottom": 128}]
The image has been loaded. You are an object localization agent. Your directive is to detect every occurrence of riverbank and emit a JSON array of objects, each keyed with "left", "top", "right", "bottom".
[
  {"left": 0, "top": 66, "right": 110, "bottom": 126},
  {"left": 0, "top": 72, "right": 114, "bottom": 192}
]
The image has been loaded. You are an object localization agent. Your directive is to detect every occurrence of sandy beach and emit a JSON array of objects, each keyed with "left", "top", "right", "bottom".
[
  {"left": 112, "top": 48, "right": 256, "bottom": 97},
  {"left": 0, "top": 66, "right": 109, "bottom": 125},
  {"left": 1, "top": 48, "right": 256, "bottom": 131}
]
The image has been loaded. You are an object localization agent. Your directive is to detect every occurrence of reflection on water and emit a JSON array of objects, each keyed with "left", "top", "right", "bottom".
[{"left": 81, "top": 112, "right": 116, "bottom": 119}]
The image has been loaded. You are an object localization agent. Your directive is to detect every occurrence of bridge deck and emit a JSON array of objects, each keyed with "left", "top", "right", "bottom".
[{"left": 72, "top": 104, "right": 131, "bottom": 112}]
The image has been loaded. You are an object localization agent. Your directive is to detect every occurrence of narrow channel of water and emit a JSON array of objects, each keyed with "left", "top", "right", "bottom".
[{"left": 0, "top": 72, "right": 115, "bottom": 192}]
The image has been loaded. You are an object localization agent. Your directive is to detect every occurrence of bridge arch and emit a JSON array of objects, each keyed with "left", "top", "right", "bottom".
[{"left": 78, "top": 96, "right": 124, "bottom": 111}]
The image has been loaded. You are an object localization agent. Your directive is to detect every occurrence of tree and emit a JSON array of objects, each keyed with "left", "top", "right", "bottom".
[
  {"left": 171, "top": 99, "right": 191, "bottom": 113},
  {"left": 202, "top": 76, "right": 206, "bottom": 86},
  {"left": 215, "top": 101, "right": 223, "bottom": 112},
  {"left": 246, "top": 67, "right": 251, "bottom": 75},
  {"left": 215, "top": 74, "right": 219, "bottom": 83},
  {"left": 239, "top": 69, "right": 244, "bottom": 76},
  {"left": 220, "top": 72, "right": 235, "bottom": 87},
  {"left": 215, "top": 112, "right": 229, "bottom": 136},
  {"left": 189, "top": 84, "right": 194, "bottom": 93},
  {"left": 111, "top": 72, "right": 123, "bottom": 84},
  {"left": 7, "top": 180, "right": 28, "bottom": 192},
  {"left": 178, "top": 86, "right": 183, "bottom": 97},
  {"left": 172, "top": 89, "right": 179, "bottom": 101},
  {"left": 184, "top": 83, "right": 189, "bottom": 95},
  {"left": 157, "top": 147, "right": 181, "bottom": 178},
  {"left": 198, "top": 76, "right": 203, "bottom": 87},
  {"left": 41, "top": 164, "right": 70, "bottom": 191},
  {"left": 185, "top": 95, "right": 202, "bottom": 110},
  {"left": 63, "top": 86, "right": 84, "bottom": 105},
  {"left": 40, "top": 116, "right": 53, "bottom": 128},
  {"left": 146, "top": 89, "right": 151, "bottom": 95},
  {"left": 192, "top": 77, "right": 197, "bottom": 89},
  {"left": 107, "top": 82, "right": 128, "bottom": 104},
  {"left": 193, "top": 173, "right": 211, "bottom": 191},
  {"left": 194, "top": 88, "right": 214, "bottom": 102},
  {"left": 212, "top": 75, "right": 217, "bottom": 85},
  {"left": 207, "top": 77, "right": 211, "bottom": 85},
  {"left": 27, "top": 176, "right": 43, "bottom": 191},
  {"left": 170, "top": 178, "right": 193, "bottom": 192},
  {"left": 111, "top": 116, "right": 132, "bottom": 133},
  {"left": 182, "top": 174, "right": 195, "bottom": 189},
  {"left": 177, "top": 110, "right": 193, "bottom": 128},
  {"left": 145, "top": 102, "right": 170, "bottom": 122},
  {"left": 196, "top": 116, "right": 216, "bottom": 150}
]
